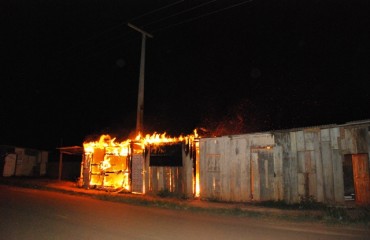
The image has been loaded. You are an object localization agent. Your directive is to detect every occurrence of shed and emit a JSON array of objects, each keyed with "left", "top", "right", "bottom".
[
  {"left": 0, "top": 145, "right": 48, "bottom": 177},
  {"left": 199, "top": 120, "right": 370, "bottom": 206},
  {"left": 80, "top": 135, "right": 197, "bottom": 198}
]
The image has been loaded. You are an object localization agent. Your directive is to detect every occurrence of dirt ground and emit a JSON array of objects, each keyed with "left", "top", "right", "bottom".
[{"left": 1, "top": 177, "right": 369, "bottom": 226}]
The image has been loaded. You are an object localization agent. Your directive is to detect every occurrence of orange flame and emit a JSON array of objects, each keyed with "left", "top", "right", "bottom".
[{"left": 82, "top": 129, "right": 200, "bottom": 192}]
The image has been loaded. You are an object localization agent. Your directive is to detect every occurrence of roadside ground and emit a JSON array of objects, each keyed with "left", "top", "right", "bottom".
[{"left": 1, "top": 177, "right": 369, "bottom": 227}]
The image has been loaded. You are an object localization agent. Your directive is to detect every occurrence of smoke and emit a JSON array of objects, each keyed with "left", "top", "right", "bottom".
[{"left": 198, "top": 99, "right": 266, "bottom": 137}]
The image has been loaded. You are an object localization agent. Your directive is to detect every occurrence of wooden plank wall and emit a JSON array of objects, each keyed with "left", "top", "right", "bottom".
[
  {"left": 182, "top": 146, "right": 194, "bottom": 198},
  {"left": 321, "top": 129, "right": 335, "bottom": 203},
  {"left": 146, "top": 144, "right": 194, "bottom": 198},
  {"left": 199, "top": 138, "right": 223, "bottom": 200},
  {"left": 273, "top": 145, "right": 284, "bottom": 201},
  {"left": 275, "top": 132, "right": 294, "bottom": 203},
  {"left": 199, "top": 134, "right": 275, "bottom": 202},
  {"left": 198, "top": 122, "right": 370, "bottom": 205},
  {"left": 147, "top": 166, "right": 183, "bottom": 194},
  {"left": 289, "top": 131, "right": 299, "bottom": 203},
  {"left": 275, "top": 127, "right": 345, "bottom": 204}
]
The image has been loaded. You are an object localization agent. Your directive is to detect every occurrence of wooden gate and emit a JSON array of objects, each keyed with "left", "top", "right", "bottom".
[{"left": 352, "top": 154, "right": 370, "bottom": 205}]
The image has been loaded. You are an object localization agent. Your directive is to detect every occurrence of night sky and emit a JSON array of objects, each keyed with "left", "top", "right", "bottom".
[{"left": 2, "top": 0, "right": 370, "bottom": 151}]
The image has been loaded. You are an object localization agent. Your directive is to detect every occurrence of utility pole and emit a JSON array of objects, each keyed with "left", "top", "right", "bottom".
[{"left": 128, "top": 23, "right": 153, "bottom": 135}]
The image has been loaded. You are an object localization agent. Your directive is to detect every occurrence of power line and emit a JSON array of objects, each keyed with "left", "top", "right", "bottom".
[
  {"left": 61, "top": 0, "right": 254, "bottom": 64},
  {"left": 142, "top": 0, "right": 217, "bottom": 28},
  {"left": 58, "top": 1, "right": 185, "bottom": 57},
  {"left": 151, "top": 0, "right": 253, "bottom": 33},
  {"left": 128, "top": 0, "right": 185, "bottom": 22},
  {"left": 87, "top": 0, "right": 216, "bottom": 57}
]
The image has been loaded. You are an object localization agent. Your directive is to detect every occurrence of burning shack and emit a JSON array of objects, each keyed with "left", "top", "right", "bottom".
[
  {"left": 79, "top": 120, "right": 369, "bottom": 206},
  {"left": 80, "top": 132, "right": 199, "bottom": 198}
]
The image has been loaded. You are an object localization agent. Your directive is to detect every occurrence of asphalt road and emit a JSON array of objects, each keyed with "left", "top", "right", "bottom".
[{"left": 0, "top": 185, "right": 368, "bottom": 240}]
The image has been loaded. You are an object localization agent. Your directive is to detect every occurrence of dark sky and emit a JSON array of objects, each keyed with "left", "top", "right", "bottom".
[{"left": 2, "top": 0, "right": 370, "bottom": 150}]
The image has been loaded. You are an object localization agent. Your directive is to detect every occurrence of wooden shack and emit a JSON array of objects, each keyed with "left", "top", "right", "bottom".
[
  {"left": 0, "top": 145, "right": 48, "bottom": 177},
  {"left": 81, "top": 137, "right": 197, "bottom": 198},
  {"left": 199, "top": 120, "right": 370, "bottom": 206}
]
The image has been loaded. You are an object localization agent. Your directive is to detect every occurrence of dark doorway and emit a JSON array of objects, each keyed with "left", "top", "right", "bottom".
[{"left": 343, "top": 154, "right": 355, "bottom": 201}]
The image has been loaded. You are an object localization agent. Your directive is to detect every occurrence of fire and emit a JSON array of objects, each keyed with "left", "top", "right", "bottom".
[
  {"left": 100, "top": 155, "right": 111, "bottom": 170},
  {"left": 82, "top": 129, "right": 200, "bottom": 194},
  {"left": 134, "top": 129, "right": 199, "bottom": 145}
]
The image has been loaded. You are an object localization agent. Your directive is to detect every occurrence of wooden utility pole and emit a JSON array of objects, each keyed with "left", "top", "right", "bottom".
[{"left": 128, "top": 23, "right": 153, "bottom": 135}]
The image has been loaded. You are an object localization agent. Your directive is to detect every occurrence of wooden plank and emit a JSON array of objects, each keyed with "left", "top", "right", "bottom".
[
  {"left": 296, "top": 131, "right": 305, "bottom": 151},
  {"left": 166, "top": 167, "right": 171, "bottom": 191},
  {"left": 304, "top": 131, "right": 315, "bottom": 151},
  {"left": 144, "top": 147, "right": 150, "bottom": 194},
  {"left": 290, "top": 132, "right": 299, "bottom": 203},
  {"left": 251, "top": 151, "right": 260, "bottom": 200},
  {"left": 321, "top": 129, "right": 330, "bottom": 142},
  {"left": 266, "top": 150, "right": 275, "bottom": 201},
  {"left": 352, "top": 154, "right": 370, "bottom": 205},
  {"left": 298, "top": 151, "right": 305, "bottom": 173},
  {"left": 330, "top": 128, "right": 340, "bottom": 150},
  {"left": 221, "top": 137, "right": 230, "bottom": 201},
  {"left": 230, "top": 137, "right": 242, "bottom": 202},
  {"left": 297, "top": 173, "right": 305, "bottom": 197},
  {"left": 175, "top": 167, "right": 180, "bottom": 193},
  {"left": 259, "top": 155, "right": 268, "bottom": 201},
  {"left": 151, "top": 167, "right": 158, "bottom": 193},
  {"left": 368, "top": 130, "right": 370, "bottom": 156},
  {"left": 168, "top": 167, "right": 173, "bottom": 191},
  {"left": 355, "top": 127, "right": 368, "bottom": 153},
  {"left": 158, "top": 167, "right": 164, "bottom": 191},
  {"left": 202, "top": 138, "right": 222, "bottom": 200},
  {"left": 213, "top": 139, "right": 222, "bottom": 199},
  {"left": 245, "top": 135, "right": 252, "bottom": 201},
  {"left": 309, "top": 173, "right": 317, "bottom": 198},
  {"left": 339, "top": 127, "right": 349, "bottom": 154},
  {"left": 316, "top": 130, "right": 325, "bottom": 202},
  {"left": 229, "top": 138, "right": 236, "bottom": 201},
  {"left": 147, "top": 167, "right": 151, "bottom": 193},
  {"left": 332, "top": 149, "right": 344, "bottom": 203},
  {"left": 308, "top": 150, "right": 316, "bottom": 173},
  {"left": 307, "top": 151, "right": 317, "bottom": 198},
  {"left": 249, "top": 133, "right": 275, "bottom": 147},
  {"left": 239, "top": 137, "right": 249, "bottom": 201},
  {"left": 201, "top": 139, "right": 212, "bottom": 199},
  {"left": 275, "top": 132, "right": 293, "bottom": 203},
  {"left": 344, "top": 128, "right": 356, "bottom": 153},
  {"left": 182, "top": 146, "right": 193, "bottom": 198},
  {"left": 179, "top": 166, "right": 184, "bottom": 195},
  {"left": 274, "top": 145, "right": 284, "bottom": 201},
  {"left": 321, "top": 141, "right": 335, "bottom": 203},
  {"left": 346, "top": 127, "right": 364, "bottom": 153},
  {"left": 169, "top": 167, "right": 174, "bottom": 191},
  {"left": 199, "top": 140, "right": 207, "bottom": 199}
]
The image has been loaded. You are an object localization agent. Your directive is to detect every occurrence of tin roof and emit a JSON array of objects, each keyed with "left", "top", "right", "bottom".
[{"left": 57, "top": 146, "right": 84, "bottom": 155}]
